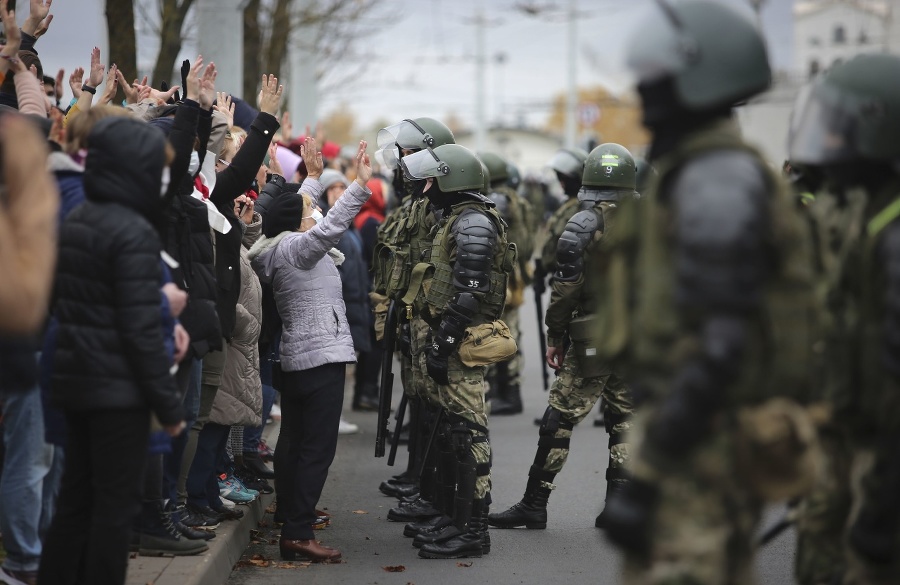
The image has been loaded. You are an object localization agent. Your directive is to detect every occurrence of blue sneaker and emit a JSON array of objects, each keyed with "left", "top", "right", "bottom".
[{"left": 218, "top": 474, "right": 255, "bottom": 504}]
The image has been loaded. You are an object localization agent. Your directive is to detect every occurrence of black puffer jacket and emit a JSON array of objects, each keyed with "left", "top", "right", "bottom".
[{"left": 52, "top": 117, "right": 183, "bottom": 425}]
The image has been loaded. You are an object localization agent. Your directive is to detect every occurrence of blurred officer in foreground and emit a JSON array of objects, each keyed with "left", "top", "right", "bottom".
[
  {"left": 600, "top": 2, "right": 821, "bottom": 584},
  {"left": 789, "top": 53, "right": 900, "bottom": 585}
]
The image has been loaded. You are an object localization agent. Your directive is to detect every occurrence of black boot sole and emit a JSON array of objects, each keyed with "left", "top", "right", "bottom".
[
  {"left": 418, "top": 547, "right": 483, "bottom": 559},
  {"left": 486, "top": 518, "right": 546, "bottom": 529}
]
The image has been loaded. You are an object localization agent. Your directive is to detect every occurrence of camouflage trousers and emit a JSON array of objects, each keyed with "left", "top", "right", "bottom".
[
  {"left": 842, "top": 442, "right": 900, "bottom": 585},
  {"left": 487, "top": 306, "right": 522, "bottom": 391},
  {"left": 540, "top": 346, "right": 632, "bottom": 487},
  {"left": 410, "top": 317, "right": 491, "bottom": 500},
  {"left": 623, "top": 411, "right": 761, "bottom": 585},
  {"left": 794, "top": 429, "right": 853, "bottom": 585}
]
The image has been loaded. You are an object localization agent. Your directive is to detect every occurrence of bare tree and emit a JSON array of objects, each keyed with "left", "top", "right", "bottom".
[
  {"left": 106, "top": 0, "right": 138, "bottom": 84},
  {"left": 242, "top": 0, "right": 261, "bottom": 100}
]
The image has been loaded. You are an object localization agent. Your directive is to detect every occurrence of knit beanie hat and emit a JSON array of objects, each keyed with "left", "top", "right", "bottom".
[
  {"left": 263, "top": 193, "right": 305, "bottom": 238},
  {"left": 319, "top": 168, "right": 349, "bottom": 192}
]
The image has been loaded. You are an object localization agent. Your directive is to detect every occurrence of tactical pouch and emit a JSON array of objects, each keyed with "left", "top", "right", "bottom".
[
  {"left": 505, "top": 264, "right": 525, "bottom": 309},
  {"left": 568, "top": 313, "right": 605, "bottom": 378},
  {"left": 735, "top": 398, "right": 822, "bottom": 502},
  {"left": 370, "top": 292, "right": 389, "bottom": 341},
  {"left": 458, "top": 320, "right": 518, "bottom": 367}
]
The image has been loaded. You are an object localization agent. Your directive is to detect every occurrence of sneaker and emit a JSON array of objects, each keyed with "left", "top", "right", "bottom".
[
  {"left": 235, "top": 466, "right": 275, "bottom": 494},
  {"left": 258, "top": 438, "right": 275, "bottom": 461},
  {"left": 270, "top": 403, "right": 282, "bottom": 421},
  {"left": 181, "top": 504, "right": 221, "bottom": 530},
  {"left": 219, "top": 496, "right": 236, "bottom": 509},
  {"left": 338, "top": 417, "right": 359, "bottom": 435},
  {"left": 0, "top": 567, "right": 38, "bottom": 585},
  {"left": 218, "top": 474, "right": 257, "bottom": 504},
  {"left": 229, "top": 474, "right": 260, "bottom": 499}
]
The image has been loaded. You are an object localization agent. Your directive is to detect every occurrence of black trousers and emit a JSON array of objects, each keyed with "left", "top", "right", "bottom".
[
  {"left": 39, "top": 409, "right": 150, "bottom": 585},
  {"left": 275, "top": 362, "right": 345, "bottom": 540}
]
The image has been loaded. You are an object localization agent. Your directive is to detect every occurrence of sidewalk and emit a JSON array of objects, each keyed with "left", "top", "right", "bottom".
[{"left": 125, "top": 422, "right": 278, "bottom": 585}]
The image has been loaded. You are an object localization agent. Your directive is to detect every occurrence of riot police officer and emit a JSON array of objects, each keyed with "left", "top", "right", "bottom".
[
  {"left": 398, "top": 144, "right": 515, "bottom": 559},
  {"left": 789, "top": 54, "right": 900, "bottom": 585},
  {"left": 371, "top": 118, "right": 455, "bottom": 504},
  {"left": 480, "top": 151, "right": 534, "bottom": 416},
  {"left": 488, "top": 143, "right": 637, "bottom": 531},
  {"left": 600, "top": 3, "right": 819, "bottom": 584}
]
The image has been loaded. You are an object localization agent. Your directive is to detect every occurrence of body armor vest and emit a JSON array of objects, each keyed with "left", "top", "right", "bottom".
[
  {"left": 594, "top": 119, "right": 821, "bottom": 408},
  {"left": 413, "top": 198, "right": 515, "bottom": 328},
  {"left": 373, "top": 196, "right": 436, "bottom": 300}
]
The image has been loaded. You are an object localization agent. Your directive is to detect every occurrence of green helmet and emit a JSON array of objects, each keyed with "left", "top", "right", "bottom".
[
  {"left": 626, "top": 0, "right": 771, "bottom": 111},
  {"left": 582, "top": 143, "right": 636, "bottom": 190},
  {"left": 480, "top": 160, "right": 491, "bottom": 195},
  {"left": 478, "top": 151, "right": 509, "bottom": 185},
  {"left": 547, "top": 148, "right": 589, "bottom": 178},
  {"left": 375, "top": 117, "right": 455, "bottom": 169},
  {"left": 400, "top": 144, "right": 485, "bottom": 193},
  {"left": 789, "top": 54, "right": 900, "bottom": 166},
  {"left": 506, "top": 163, "right": 521, "bottom": 190}
]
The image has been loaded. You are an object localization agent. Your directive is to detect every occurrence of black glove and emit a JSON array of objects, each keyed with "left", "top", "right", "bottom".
[
  {"left": 600, "top": 477, "right": 659, "bottom": 555},
  {"left": 426, "top": 349, "right": 450, "bottom": 386},
  {"left": 398, "top": 322, "right": 412, "bottom": 357}
]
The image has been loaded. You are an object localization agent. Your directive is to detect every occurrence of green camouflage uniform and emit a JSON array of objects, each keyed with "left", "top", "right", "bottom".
[{"left": 539, "top": 197, "right": 579, "bottom": 276}]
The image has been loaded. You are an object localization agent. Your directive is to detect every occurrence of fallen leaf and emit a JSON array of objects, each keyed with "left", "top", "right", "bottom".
[
  {"left": 383, "top": 565, "right": 406, "bottom": 572},
  {"left": 265, "top": 503, "right": 277, "bottom": 514},
  {"left": 258, "top": 520, "right": 270, "bottom": 528},
  {"left": 352, "top": 510, "right": 368, "bottom": 514},
  {"left": 276, "top": 561, "right": 311, "bottom": 569},
  {"left": 457, "top": 561, "right": 473, "bottom": 567}
]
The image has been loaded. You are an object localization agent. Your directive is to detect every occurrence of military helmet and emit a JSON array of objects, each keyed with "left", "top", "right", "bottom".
[
  {"left": 547, "top": 147, "right": 589, "bottom": 178},
  {"left": 400, "top": 144, "right": 485, "bottom": 193},
  {"left": 478, "top": 151, "right": 510, "bottom": 184},
  {"left": 789, "top": 54, "right": 900, "bottom": 166},
  {"left": 506, "top": 163, "right": 521, "bottom": 190},
  {"left": 480, "top": 160, "right": 491, "bottom": 195},
  {"left": 375, "top": 117, "right": 455, "bottom": 170},
  {"left": 582, "top": 143, "right": 636, "bottom": 190},
  {"left": 625, "top": 0, "right": 771, "bottom": 111},
  {"left": 634, "top": 157, "right": 656, "bottom": 192}
]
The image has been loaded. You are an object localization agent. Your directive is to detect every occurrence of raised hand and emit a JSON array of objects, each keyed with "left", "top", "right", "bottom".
[
  {"left": 184, "top": 56, "right": 203, "bottom": 103},
  {"left": 88, "top": 47, "right": 104, "bottom": 88},
  {"left": 214, "top": 92, "right": 235, "bottom": 126},
  {"left": 116, "top": 70, "right": 144, "bottom": 104},
  {"left": 23, "top": 0, "right": 52, "bottom": 38},
  {"left": 198, "top": 62, "right": 217, "bottom": 110},
  {"left": 99, "top": 63, "right": 118, "bottom": 104},
  {"left": 267, "top": 143, "right": 284, "bottom": 177},
  {"left": 0, "top": 0, "right": 21, "bottom": 61},
  {"left": 54, "top": 67, "right": 63, "bottom": 100},
  {"left": 354, "top": 140, "right": 372, "bottom": 187},
  {"left": 257, "top": 73, "right": 284, "bottom": 115},
  {"left": 280, "top": 111, "right": 292, "bottom": 141},
  {"left": 299, "top": 136, "right": 323, "bottom": 180},
  {"left": 149, "top": 84, "right": 180, "bottom": 105},
  {"left": 68, "top": 67, "right": 84, "bottom": 98}
]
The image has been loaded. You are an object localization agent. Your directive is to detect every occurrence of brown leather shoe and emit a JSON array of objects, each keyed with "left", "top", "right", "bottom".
[{"left": 280, "top": 539, "right": 342, "bottom": 562}]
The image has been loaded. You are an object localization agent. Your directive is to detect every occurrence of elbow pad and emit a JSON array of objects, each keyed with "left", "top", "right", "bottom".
[
  {"left": 555, "top": 209, "right": 601, "bottom": 282},
  {"left": 433, "top": 292, "right": 479, "bottom": 356},
  {"left": 452, "top": 210, "right": 498, "bottom": 293}
]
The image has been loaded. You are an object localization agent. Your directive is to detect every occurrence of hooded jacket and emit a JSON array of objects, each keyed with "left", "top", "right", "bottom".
[
  {"left": 249, "top": 180, "right": 371, "bottom": 372},
  {"left": 51, "top": 117, "right": 182, "bottom": 425}
]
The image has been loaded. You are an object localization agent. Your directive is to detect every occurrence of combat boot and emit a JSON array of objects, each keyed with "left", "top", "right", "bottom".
[
  {"left": 387, "top": 496, "right": 441, "bottom": 522},
  {"left": 487, "top": 479, "right": 551, "bottom": 529},
  {"left": 595, "top": 474, "right": 629, "bottom": 528},
  {"left": 138, "top": 501, "right": 209, "bottom": 556},
  {"left": 481, "top": 500, "right": 491, "bottom": 554},
  {"left": 491, "top": 383, "right": 523, "bottom": 415},
  {"left": 418, "top": 499, "right": 486, "bottom": 559}
]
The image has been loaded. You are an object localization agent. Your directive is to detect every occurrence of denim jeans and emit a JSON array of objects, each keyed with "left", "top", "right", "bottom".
[
  {"left": 168, "top": 359, "right": 201, "bottom": 504},
  {"left": 0, "top": 382, "right": 65, "bottom": 573},
  {"left": 243, "top": 383, "right": 276, "bottom": 454}
]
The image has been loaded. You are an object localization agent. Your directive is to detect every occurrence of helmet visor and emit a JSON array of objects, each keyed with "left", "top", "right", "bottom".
[
  {"left": 400, "top": 148, "right": 450, "bottom": 180},
  {"left": 375, "top": 146, "right": 402, "bottom": 170},
  {"left": 788, "top": 82, "right": 860, "bottom": 165},
  {"left": 377, "top": 120, "right": 433, "bottom": 150},
  {"left": 547, "top": 150, "right": 583, "bottom": 177}
]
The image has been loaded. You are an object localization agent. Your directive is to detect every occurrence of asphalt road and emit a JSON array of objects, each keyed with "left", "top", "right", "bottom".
[{"left": 226, "top": 288, "right": 797, "bottom": 585}]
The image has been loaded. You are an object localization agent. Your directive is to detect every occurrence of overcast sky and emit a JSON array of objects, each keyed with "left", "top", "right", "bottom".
[{"left": 33, "top": 0, "right": 793, "bottom": 130}]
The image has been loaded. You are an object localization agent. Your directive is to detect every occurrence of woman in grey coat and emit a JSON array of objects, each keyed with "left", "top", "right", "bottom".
[{"left": 248, "top": 138, "right": 372, "bottom": 563}]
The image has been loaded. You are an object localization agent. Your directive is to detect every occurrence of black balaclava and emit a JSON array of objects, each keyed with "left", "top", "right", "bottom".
[
  {"left": 638, "top": 76, "right": 732, "bottom": 162},
  {"left": 556, "top": 171, "right": 581, "bottom": 198}
]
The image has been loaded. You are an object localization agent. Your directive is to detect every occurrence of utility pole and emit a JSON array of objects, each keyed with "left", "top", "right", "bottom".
[
  {"left": 475, "top": 8, "right": 487, "bottom": 152},
  {"left": 289, "top": 0, "right": 319, "bottom": 131},
  {"left": 564, "top": 0, "right": 578, "bottom": 149},
  {"left": 196, "top": 0, "right": 244, "bottom": 95},
  {"left": 749, "top": 0, "right": 766, "bottom": 33}
]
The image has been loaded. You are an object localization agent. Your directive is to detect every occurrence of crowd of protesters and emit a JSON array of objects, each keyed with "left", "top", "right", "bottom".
[{"left": 0, "top": 0, "right": 391, "bottom": 582}]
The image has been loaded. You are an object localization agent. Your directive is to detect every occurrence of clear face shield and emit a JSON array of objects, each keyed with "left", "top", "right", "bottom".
[
  {"left": 375, "top": 119, "right": 438, "bottom": 170},
  {"left": 547, "top": 150, "right": 583, "bottom": 177},
  {"left": 788, "top": 82, "right": 861, "bottom": 166},
  {"left": 399, "top": 147, "right": 450, "bottom": 181}
]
